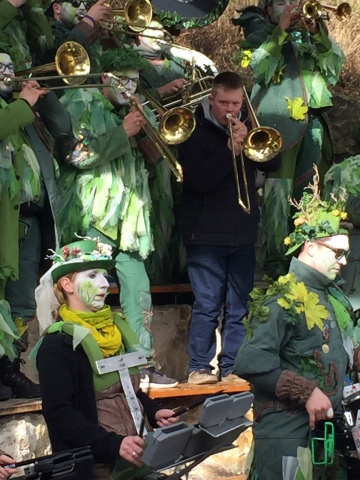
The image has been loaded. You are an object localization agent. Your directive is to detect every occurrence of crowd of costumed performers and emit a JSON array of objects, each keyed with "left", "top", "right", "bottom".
[{"left": 0, "top": 0, "right": 360, "bottom": 478}]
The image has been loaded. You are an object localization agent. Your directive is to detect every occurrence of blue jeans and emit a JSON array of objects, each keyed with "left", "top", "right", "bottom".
[{"left": 186, "top": 244, "right": 255, "bottom": 376}]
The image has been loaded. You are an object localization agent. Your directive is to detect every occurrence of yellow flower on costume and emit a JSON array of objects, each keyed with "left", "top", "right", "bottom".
[
  {"left": 340, "top": 212, "right": 348, "bottom": 220},
  {"left": 285, "top": 97, "right": 308, "bottom": 121},
  {"left": 294, "top": 215, "right": 306, "bottom": 227},
  {"left": 276, "top": 275, "right": 329, "bottom": 330},
  {"left": 332, "top": 209, "right": 340, "bottom": 217},
  {"left": 284, "top": 236, "right": 291, "bottom": 245},
  {"left": 241, "top": 50, "right": 253, "bottom": 68}
]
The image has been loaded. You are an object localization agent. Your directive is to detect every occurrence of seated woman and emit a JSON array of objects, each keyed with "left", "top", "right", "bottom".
[{"left": 34, "top": 238, "right": 179, "bottom": 480}]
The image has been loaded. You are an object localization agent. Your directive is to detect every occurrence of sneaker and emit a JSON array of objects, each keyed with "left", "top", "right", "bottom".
[
  {"left": 220, "top": 373, "right": 248, "bottom": 385},
  {"left": 188, "top": 370, "right": 218, "bottom": 385},
  {"left": 140, "top": 367, "right": 179, "bottom": 389}
]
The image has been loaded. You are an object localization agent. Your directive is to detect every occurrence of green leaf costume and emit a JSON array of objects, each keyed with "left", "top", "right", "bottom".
[
  {"left": 58, "top": 88, "right": 154, "bottom": 258},
  {"left": 233, "top": 6, "right": 344, "bottom": 279}
]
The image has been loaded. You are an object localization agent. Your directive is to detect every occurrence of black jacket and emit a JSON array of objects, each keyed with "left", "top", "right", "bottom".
[
  {"left": 178, "top": 104, "right": 280, "bottom": 247},
  {"left": 37, "top": 332, "right": 161, "bottom": 480}
]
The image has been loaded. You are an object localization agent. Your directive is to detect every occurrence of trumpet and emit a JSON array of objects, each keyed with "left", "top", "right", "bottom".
[
  {"left": 99, "top": 0, "right": 152, "bottom": 32},
  {"left": 301, "top": 1, "right": 351, "bottom": 21},
  {"left": 123, "top": 86, "right": 196, "bottom": 182},
  {"left": 227, "top": 88, "right": 282, "bottom": 214}
]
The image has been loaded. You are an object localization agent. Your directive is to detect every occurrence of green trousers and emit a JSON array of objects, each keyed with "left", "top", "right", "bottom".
[{"left": 116, "top": 252, "right": 154, "bottom": 359}]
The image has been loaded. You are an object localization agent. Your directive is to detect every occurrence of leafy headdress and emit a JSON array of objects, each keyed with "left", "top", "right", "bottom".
[
  {"left": 284, "top": 166, "right": 349, "bottom": 255},
  {"left": 99, "top": 45, "right": 150, "bottom": 73}
]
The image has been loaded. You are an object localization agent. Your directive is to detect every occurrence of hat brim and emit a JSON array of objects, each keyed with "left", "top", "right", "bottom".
[{"left": 51, "top": 259, "right": 116, "bottom": 282}]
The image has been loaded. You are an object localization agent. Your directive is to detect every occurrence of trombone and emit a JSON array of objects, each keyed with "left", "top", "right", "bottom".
[
  {"left": 3, "top": 41, "right": 111, "bottom": 90},
  {"left": 5, "top": 41, "right": 91, "bottom": 88},
  {"left": 227, "top": 88, "right": 282, "bottom": 214},
  {"left": 123, "top": 86, "right": 196, "bottom": 182},
  {"left": 301, "top": 0, "right": 351, "bottom": 20}
]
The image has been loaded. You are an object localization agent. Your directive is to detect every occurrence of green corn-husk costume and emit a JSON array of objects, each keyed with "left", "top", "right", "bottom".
[
  {"left": 0, "top": 0, "right": 53, "bottom": 70},
  {"left": 57, "top": 85, "right": 157, "bottom": 356},
  {"left": 233, "top": 4, "right": 344, "bottom": 279}
]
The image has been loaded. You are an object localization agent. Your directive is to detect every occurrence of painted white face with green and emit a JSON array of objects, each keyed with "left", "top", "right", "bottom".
[
  {"left": 139, "top": 21, "right": 164, "bottom": 52},
  {"left": 0, "top": 53, "right": 14, "bottom": 95},
  {"left": 58, "top": 1, "right": 87, "bottom": 25},
  {"left": 107, "top": 69, "right": 140, "bottom": 107},
  {"left": 74, "top": 269, "right": 110, "bottom": 311},
  {"left": 314, "top": 235, "right": 350, "bottom": 280},
  {"left": 269, "top": 0, "right": 293, "bottom": 22}
]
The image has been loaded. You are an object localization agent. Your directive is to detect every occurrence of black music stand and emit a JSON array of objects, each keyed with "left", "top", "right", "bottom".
[{"left": 142, "top": 391, "right": 254, "bottom": 480}]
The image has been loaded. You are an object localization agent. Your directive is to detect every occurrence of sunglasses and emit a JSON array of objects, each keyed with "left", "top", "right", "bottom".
[
  {"left": 58, "top": 0, "right": 90, "bottom": 7},
  {"left": 316, "top": 240, "right": 350, "bottom": 261}
]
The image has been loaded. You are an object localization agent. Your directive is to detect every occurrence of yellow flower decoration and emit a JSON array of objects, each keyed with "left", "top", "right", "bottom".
[
  {"left": 340, "top": 212, "right": 348, "bottom": 220},
  {"left": 285, "top": 97, "right": 308, "bottom": 121},
  {"left": 277, "top": 277, "right": 329, "bottom": 330},
  {"left": 332, "top": 209, "right": 340, "bottom": 217},
  {"left": 284, "top": 236, "right": 291, "bottom": 245},
  {"left": 294, "top": 215, "right": 306, "bottom": 227},
  {"left": 241, "top": 50, "right": 252, "bottom": 68}
]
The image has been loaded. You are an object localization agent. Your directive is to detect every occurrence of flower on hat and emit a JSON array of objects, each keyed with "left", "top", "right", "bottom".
[
  {"left": 48, "top": 237, "right": 113, "bottom": 265},
  {"left": 285, "top": 166, "right": 349, "bottom": 255}
]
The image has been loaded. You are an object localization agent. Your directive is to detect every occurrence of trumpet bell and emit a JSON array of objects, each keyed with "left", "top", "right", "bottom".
[
  {"left": 125, "top": 0, "right": 152, "bottom": 31},
  {"left": 336, "top": 2, "right": 351, "bottom": 20},
  {"left": 159, "top": 107, "right": 196, "bottom": 145},
  {"left": 243, "top": 127, "right": 283, "bottom": 163}
]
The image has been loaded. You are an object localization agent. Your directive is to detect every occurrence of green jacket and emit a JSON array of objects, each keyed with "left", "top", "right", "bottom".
[
  {"left": 0, "top": 0, "right": 53, "bottom": 70},
  {"left": 234, "top": 257, "right": 351, "bottom": 439},
  {"left": 0, "top": 92, "right": 72, "bottom": 287}
]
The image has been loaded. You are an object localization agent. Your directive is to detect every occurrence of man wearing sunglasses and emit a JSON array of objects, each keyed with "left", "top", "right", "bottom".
[
  {"left": 233, "top": 168, "right": 357, "bottom": 479},
  {"left": 45, "top": 0, "right": 121, "bottom": 80}
]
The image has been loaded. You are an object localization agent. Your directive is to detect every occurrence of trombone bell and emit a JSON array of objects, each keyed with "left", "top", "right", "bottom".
[
  {"left": 243, "top": 127, "right": 283, "bottom": 163},
  {"left": 159, "top": 107, "right": 196, "bottom": 145}
]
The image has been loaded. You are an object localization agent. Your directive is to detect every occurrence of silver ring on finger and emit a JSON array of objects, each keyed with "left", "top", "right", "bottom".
[{"left": 132, "top": 451, "right": 137, "bottom": 457}]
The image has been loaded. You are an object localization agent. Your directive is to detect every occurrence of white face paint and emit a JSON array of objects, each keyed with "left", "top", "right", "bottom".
[
  {"left": 58, "top": 1, "right": 87, "bottom": 25},
  {"left": 268, "top": 0, "right": 294, "bottom": 23},
  {"left": 74, "top": 269, "right": 110, "bottom": 311},
  {"left": 105, "top": 69, "right": 140, "bottom": 107},
  {"left": 139, "top": 21, "right": 164, "bottom": 52},
  {"left": 313, "top": 235, "right": 350, "bottom": 280},
  {"left": 0, "top": 53, "right": 14, "bottom": 95}
]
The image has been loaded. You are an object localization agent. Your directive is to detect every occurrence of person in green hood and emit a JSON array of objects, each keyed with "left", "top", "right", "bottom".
[
  {"left": 233, "top": 166, "right": 358, "bottom": 479},
  {"left": 233, "top": 0, "right": 345, "bottom": 280}
]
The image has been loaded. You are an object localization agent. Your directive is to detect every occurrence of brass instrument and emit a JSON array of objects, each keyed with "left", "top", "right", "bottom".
[
  {"left": 226, "top": 113, "right": 251, "bottom": 214},
  {"left": 124, "top": 87, "right": 196, "bottom": 182},
  {"left": 99, "top": 0, "right": 152, "bottom": 32},
  {"left": 226, "top": 88, "right": 282, "bottom": 214},
  {"left": 242, "top": 88, "right": 282, "bottom": 163},
  {"left": 302, "top": 0, "right": 351, "bottom": 21},
  {"left": 9, "top": 41, "right": 93, "bottom": 87}
]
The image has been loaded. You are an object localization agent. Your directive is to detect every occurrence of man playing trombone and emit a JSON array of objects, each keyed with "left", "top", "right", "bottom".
[
  {"left": 56, "top": 46, "right": 179, "bottom": 389},
  {"left": 178, "top": 72, "right": 280, "bottom": 385}
]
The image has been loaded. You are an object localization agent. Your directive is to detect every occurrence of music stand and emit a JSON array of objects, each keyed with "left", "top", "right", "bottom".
[{"left": 142, "top": 391, "right": 254, "bottom": 479}]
